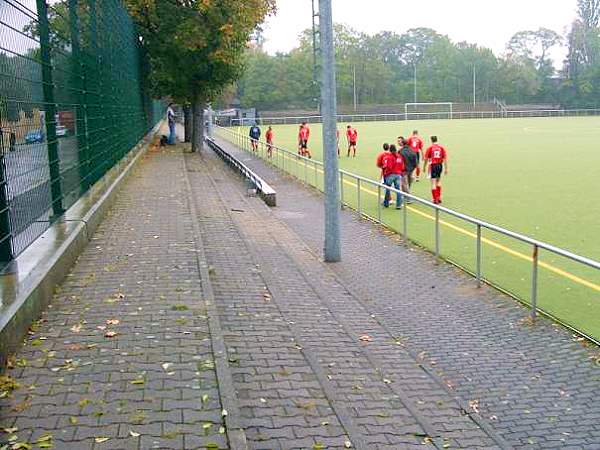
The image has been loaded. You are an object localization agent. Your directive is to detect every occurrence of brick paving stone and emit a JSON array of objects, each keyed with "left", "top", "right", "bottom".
[
  {"left": 185, "top": 149, "right": 499, "bottom": 449},
  {"left": 215, "top": 134, "right": 600, "bottom": 449},
  {"left": 0, "top": 146, "right": 227, "bottom": 449}
]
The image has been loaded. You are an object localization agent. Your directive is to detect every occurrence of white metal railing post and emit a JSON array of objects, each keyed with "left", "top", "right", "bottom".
[
  {"left": 377, "top": 185, "right": 382, "bottom": 222},
  {"left": 340, "top": 172, "right": 344, "bottom": 208},
  {"left": 531, "top": 244, "right": 539, "bottom": 319},
  {"left": 435, "top": 208, "right": 440, "bottom": 258},
  {"left": 357, "top": 178, "right": 362, "bottom": 216},
  {"left": 314, "top": 161, "right": 318, "bottom": 189},
  {"left": 402, "top": 199, "right": 408, "bottom": 244},
  {"left": 304, "top": 159, "right": 308, "bottom": 185},
  {"left": 476, "top": 224, "right": 482, "bottom": 287}
]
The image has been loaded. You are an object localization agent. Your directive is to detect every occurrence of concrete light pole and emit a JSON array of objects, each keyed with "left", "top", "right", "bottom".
[{"left": 319, "top": 0, "right": 341, "bottom": 262}]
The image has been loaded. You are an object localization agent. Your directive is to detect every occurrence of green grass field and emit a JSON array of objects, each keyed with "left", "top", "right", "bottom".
[{"left": 220, "top": 117, "right": 600, "bottom": 339}]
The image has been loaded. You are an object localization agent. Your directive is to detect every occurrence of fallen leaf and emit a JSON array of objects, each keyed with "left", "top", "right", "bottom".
[
  {"left": 11, "top": 443, "right": 32, "bottom": 450},
  {"left": 69, "top": 417, "right": 78, "bottom": 425},
  {"left": 161, "top": 363, "right": 172, "bottom": 371},
  {"left": 129, "top": 431, "right": 140, "bottom": 437},
  {"left": 344, "top": 441, "right": 352, "bottom": 448},
  {"left": 468, "top": 399, "right": 479, "bottom": 413},
  {"left": 2, "top": 427, "right": 18, "bottom": 434},
  {"left": 358, "top": 334, "right": 372, "bottom": 342},
  {"left": 35, "top": 435, "right": 52, "bottom": 443},
  {"left": 130, "top": 379, "right": 145, "bottom": 385},
  {"left": 104, "top": 331, "right": 118, "bottom": 338},
  {"left": 94, "top": 437, "right": 109, "bottom": 443},
  {"left": 70, "top": 325, "right": 82, "bottom": 333},
  {"left": 221, "top": 409, "right": 228, "bottom": 417},
  {"left": 106, "top": 319, "right": 120, "bottom": 326}
]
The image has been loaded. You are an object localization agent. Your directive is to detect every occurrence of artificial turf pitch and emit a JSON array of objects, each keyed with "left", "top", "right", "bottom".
[{"left": 223, "top": 116, "right": 600, "bottom": 339}]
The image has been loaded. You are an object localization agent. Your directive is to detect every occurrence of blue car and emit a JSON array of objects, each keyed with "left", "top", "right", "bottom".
[{"left": 25, "top": 130, "right": 44, "bottom": 144}]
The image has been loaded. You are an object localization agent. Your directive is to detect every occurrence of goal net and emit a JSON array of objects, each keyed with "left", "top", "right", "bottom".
[{"left": 404, "top": 102, "right": 453, "bottom": 120}]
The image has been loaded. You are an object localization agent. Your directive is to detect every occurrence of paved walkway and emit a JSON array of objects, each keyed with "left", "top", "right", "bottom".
[
  {"left": 0, "top": 134, "right": 598, "bottom": 450},
  {"left": 213, "top": 135, "right": 600, "bottom": 449}
]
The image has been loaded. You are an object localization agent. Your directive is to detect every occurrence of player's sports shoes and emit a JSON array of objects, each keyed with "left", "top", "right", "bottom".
[{"left": 395, "top": 205, "right": 402, "bottom": 210}]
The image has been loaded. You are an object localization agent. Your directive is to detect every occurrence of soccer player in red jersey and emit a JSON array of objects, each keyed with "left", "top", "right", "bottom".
[
  {"left": 422, "top": 136, "right": 448, "bottom": 204},
  {"left": 265, "top": 126, "right": 274, "bottom": 158},
  {"left": 298, "top": 122, "right": 311, "bottom": 158},
  {"left": 346, "top": 125, "right": 358, "bottom": 157},
  {"left": 376, "top": 143, "right": 391, "bottom": 203},
  {"left": 406, "top": 130, "right": 424, "bottom": 181}
]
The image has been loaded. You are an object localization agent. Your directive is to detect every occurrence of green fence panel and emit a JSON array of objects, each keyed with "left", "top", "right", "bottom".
[{"left": 0, "top": 0, "right": 163, "bottom": 263}]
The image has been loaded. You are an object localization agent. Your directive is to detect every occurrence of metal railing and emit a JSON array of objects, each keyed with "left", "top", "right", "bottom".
[
  {"left": 215, "top": 125, "right": 600, "bottom": 341},
  {"left": 219, "top": 108, "right": 600, "bottom": 126},
  {"left": 206, "top": 137, "right": 275, "bottom": 203}
]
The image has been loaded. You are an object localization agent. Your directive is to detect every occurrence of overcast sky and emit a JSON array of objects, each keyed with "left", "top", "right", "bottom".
[{"left": 262, "top": 0, "right": 578, "bottom": 66}]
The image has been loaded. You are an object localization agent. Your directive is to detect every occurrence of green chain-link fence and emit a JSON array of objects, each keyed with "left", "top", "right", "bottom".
[{"left": 0, "top": 0, "right": 163, "bottom": 263}]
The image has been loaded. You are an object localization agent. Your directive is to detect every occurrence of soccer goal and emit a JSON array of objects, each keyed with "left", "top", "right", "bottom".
[{"left": 404, "top": 102, "right": 453, "bottom": 120}]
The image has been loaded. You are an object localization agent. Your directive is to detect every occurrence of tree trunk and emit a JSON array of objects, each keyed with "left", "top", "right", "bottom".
[
  {"left": 184, "top": 105, "right": 192, "bottom": 143},
  {"left": 192, "top": 95, "right": 205, "bottom": 152}
]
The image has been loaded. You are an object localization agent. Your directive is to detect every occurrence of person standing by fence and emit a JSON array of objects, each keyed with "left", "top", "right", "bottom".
[
  {"left": 265, "top": 126, "right": 274, "bottom": 157},
  {"left": 167, "top": 103, "right": 176, "bottom": 145},
  {"left": 249, "top": 123, "right": 261, "bottom": 152},
  {"left": 376, "top": 142, "right": 391, "bottom": 204},
  {"left": 399, "top": 137, "right": 417, "bottom": 203},
  {"left": 382, "top": 144, "right": 404, "bottom": 209}
]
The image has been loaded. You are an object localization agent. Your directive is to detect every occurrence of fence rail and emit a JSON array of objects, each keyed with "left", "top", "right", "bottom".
[
  {"left": 0, "top": 0, "right": 163, "bottom": 264},
  {"left": 219, "top": 108, "right": 600, "bottom": 126},
  {"left": 215, "top": 125, "right": 600, "bottom": 343}
]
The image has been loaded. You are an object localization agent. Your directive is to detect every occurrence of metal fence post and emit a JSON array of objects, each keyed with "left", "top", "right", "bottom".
[
  {"left": 339, "top": 172, "right": 344, "bottom": 207},
  {"left": 68, "top": 0, "right": 90, "bottom": 193},
  {"left": 304, "top": 159, "right": 308, "bottom": 185},
  {"left": 0, "top": 143, "right": 12, "bottom": 262},
  {"left": 37, "top": 0, "right": 64, "bottom": 217},
  {"left": 357, "top": 178, "right": 362, "bottom": 216},
  {"left": 476, "top": 224, "right": 482, "bottom": 287},
  {"left": 377, "top": 185, "right": 381, "bottom": 222},
  {"left": 531, "top": 244, "right": 539, "bottom": 319},
  {"left": 435, "top": 208, "right": 440, "bottom": 258},
  {"left": 403, "top": 200, "right": 408, "bottom": 245}
]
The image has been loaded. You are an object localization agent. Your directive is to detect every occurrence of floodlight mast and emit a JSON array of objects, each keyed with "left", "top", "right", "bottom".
[
  {"left": 311, "top": 0, "right": 320, "bottom": 111},
  {"left": 319, "top": 0, "right": 341, "bottom": 262}
]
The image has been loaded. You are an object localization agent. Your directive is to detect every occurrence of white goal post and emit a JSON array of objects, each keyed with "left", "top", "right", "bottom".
[{"left": 404, "top": 102, "right": 453, "bottom": 120}]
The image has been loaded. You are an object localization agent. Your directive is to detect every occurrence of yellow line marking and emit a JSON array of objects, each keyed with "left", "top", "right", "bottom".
[{"left": 222, "top": 134, "right": 600, "bottom": 293}]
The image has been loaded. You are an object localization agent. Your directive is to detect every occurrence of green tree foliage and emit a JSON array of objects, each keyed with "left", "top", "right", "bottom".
[
  {"left": 124, "top": 0, "right": 275, "bottom": 150},
  {"left": 561, "top": 0, "right": 600, "bottom": 106},
  {"left": 235, "top": 25, "right": 558, "bottom": 111}
]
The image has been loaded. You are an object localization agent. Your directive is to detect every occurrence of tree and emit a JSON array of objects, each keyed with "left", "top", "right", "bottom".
[
  {"left": 125, "top": 0, "right": 275, "bottom": 151},
  {"left": 507, "top": 28, "right": 562, "bottom": 70}
]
